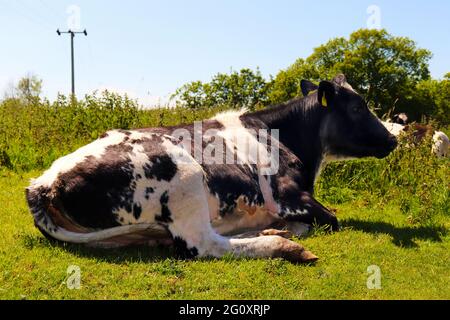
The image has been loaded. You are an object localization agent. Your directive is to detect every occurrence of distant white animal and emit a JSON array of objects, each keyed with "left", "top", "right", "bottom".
[
  {"left": 382, "top": 121, "right": 449, "bottom": 158},
  {"left": 432, "top": 131, "right": 450, "bottom": 158},
  {"left": 382, "top": 121, "right": 405, "bottom": 137},
  {"left": 392, "top": 113, "right": 409, "bottom": 125}
]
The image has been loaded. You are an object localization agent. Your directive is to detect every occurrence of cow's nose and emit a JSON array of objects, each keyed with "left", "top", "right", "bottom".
[{"left": 387, "top": 135, "right": 398, "bottom": 151}]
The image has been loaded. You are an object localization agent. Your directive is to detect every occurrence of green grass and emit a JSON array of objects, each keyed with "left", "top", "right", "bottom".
[{"left": 0, "top": 170, "right": 448, "bottom": 300}]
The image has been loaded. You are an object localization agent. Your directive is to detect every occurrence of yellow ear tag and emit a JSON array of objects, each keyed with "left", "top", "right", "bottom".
[
  {"left": 308, "top": 89, "right": 318, "bottom": 96},
  {"left": 322, "top": 95, "right": 328, "bottom": 107}
]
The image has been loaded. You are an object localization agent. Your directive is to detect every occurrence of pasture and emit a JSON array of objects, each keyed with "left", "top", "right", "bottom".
[{"left": 0, "top": 95, "right": 449, "bottom": 300}]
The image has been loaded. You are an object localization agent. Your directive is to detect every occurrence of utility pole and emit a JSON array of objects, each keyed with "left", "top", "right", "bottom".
[{"left": 57, "top": 29, "right": 87, "bottom": 97}]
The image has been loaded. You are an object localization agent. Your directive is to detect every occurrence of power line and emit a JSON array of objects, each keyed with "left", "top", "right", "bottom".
[
  {"left": 15, "top": 0, "right": 55, "bottom": 30},
  {"left": 0, "top": 1, "right": 52, "bottom": 31},
  {"left": 57, "top": 29, "right": 88, "bottom": 97},
  {"left": 38, "top": 0, "right": 63, "bottom": 22}
]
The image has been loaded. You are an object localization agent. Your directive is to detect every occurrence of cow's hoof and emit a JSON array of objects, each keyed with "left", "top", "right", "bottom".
[
  {"left": 300, "top": 250, "right": 319, "bottom": 263},
  {"left": 259, "top": 229, "right": 293, "bottom": 238},
  {"left": 330, "top": 220, "right": 340, "bottom": 232},
  {"left": 275, "top": 238, "right": 319, "bottom": 263},
  {"left": 323, "top": 217, "right": 340, "bottom": 232},
  {"left": 283, "top": 246, "right": 319, "bottom": 264}
]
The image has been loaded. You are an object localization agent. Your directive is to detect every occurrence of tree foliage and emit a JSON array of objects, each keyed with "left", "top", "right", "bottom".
[
  {"left": 173, "top": 68, "right": 270, "bottom": 110},
  {"left": 398, "top": 78, "right": 450, "bottom": 124},
  {"left": 173, "top": 29, "right": 444, "bottom": 122},
  {"left": 269, "top": 29, "right": 433, "bottom": 117},
  {"left": 8, "top": 75, "right": 43, "bottom": 103}
]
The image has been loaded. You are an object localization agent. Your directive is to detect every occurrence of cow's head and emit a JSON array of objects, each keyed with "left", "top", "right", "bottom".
[
  {"left": 392, "top": 113, "right": 409, "bottom": 125},
  {"left": 301, "top": 74, "right": 397, "bottom": 159}
]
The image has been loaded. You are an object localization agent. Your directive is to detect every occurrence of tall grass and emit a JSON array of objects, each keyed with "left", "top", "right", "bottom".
[
  {"left": 0, "top": 92, "right": 448, "bottom": 223},
  {"left": 316, "top": 134, "right": 449, "bottom": 223}
]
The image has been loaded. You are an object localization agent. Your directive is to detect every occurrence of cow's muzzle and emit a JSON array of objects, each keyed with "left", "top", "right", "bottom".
[
  {"left": 387, "top": 134, "right": 398, "bottom": 151},
  {"left": 375, "top": 135, "right": 398, "bottom": 159}
]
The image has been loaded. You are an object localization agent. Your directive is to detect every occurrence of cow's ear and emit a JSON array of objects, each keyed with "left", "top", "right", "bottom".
[
  {"left": 300, "top": 80, "right": 319, "bottom": 97},
  {"left": 332, "top": 74, "right": 347, "bottom": 86},
  {"left": 332, "top": 73, "right": 356, "bottom": 91},
  {"left": 318, "top": 81, "right": 336, "bottom": 107}
]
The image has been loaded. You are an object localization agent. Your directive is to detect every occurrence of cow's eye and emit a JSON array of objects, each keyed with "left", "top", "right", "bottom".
[{"left": 352, "top": 106, "right": 361, "bottom": 113}]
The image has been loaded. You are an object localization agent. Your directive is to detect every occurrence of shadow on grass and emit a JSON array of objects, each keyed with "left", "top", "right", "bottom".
[
  {"left": 21, "top": 233, "right": 175, "bottom": 263},
  {"left": 62, "top": 243, "right": 176, "bottom": 264},
  {"left": 20, "top": 233, "right": 318, "bottom": 266},
  {"left": 343, "top": 219, "right": 448, "bottom": 248}
]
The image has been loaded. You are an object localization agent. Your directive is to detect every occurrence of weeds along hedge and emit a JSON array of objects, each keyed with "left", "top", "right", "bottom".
[
  {"left": 0, "top": 92, "right": 448, "bottom": 222},
  {"left": 0, "top": 92, "right": 223, "bottom": 171}
]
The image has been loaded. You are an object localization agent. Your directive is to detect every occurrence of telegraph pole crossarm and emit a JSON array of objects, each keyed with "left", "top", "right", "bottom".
[{"left": 56, "top": 29, "right": 88, "bottom": 97}]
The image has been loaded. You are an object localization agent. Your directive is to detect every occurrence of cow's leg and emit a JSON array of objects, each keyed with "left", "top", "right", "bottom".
[
  {"left": 167, "top": 201, "right": 319, "bottom": 262},
  {"left": 279, "top": 192, "right": 339, "bottom": 231},
  {"left": 259, "top": 222, "right": 311, "bottom": 238},
  {"left": 259, "top": 221, "right": 311, "bottom": 238},
  {"left": 283, "top": 222, "right": 311, "bottom": 237},
  {"left": 165, "top": 188, "right": 318, "bottom": 263},
  {"left": 229, "top": 223, "right": 310, "bottom": 240},
  {"left": 229, "top": 235, "right": 318, "bottom": 262},
  {"left": 169, "top": 221, "right": 317, "bottom": 263},
  {"left": 229, "top": 228, "right": 293, "bottom": 239}
]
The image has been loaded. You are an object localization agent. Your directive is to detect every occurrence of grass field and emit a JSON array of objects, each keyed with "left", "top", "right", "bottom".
[{"left": 0, "top": 170, "right": 448, "bottom": 300}]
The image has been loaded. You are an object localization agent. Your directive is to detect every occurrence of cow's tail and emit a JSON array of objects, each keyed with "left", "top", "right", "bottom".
[{"left": 25, "top": 182, "right": 167, "bottom": 245}]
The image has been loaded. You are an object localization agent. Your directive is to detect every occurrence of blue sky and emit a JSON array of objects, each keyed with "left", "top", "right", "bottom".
[{"left": 0, "top": 0, "right": 449, "bottom": 105}]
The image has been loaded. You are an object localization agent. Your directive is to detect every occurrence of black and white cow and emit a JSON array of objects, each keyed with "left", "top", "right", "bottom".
[
  {"left": 392, "top": 113, "right": 409, "bottom": 125},
  {"left": 26, "top": 74, "right": 397, "bottom": 263},
  {"left": 383, "top": 119, "right": 449, "bottom": 158}
]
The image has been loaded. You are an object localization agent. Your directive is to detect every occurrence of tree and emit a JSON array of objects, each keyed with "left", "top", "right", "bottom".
[
  {"left": 434, "top": 76, "right": 450, "bottom": 124},
  {"left": 401, "top": 77, "right": 450, "bottom": 124},
  {"left": 268, "top": 58, "right": 319, "bottom": 104},
  {"left": 172, "top": 29, "right": 443, "bottom": 123},
  {"left": 173, "top": 68, "right": 270, "bottom": 110},
  {"left": 4, "top": 74, "right": 43, "bottom": 103},
  {"left": 172, "top": 81, "right": 208, "bottom": 110},
  {"left": 269, "top": 29, "right": 432, "bottom": 116}
]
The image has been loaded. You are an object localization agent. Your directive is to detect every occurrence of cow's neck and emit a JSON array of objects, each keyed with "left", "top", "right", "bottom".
[{"left": 245, "top": 96, "right": 326, "bottom": 193}]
